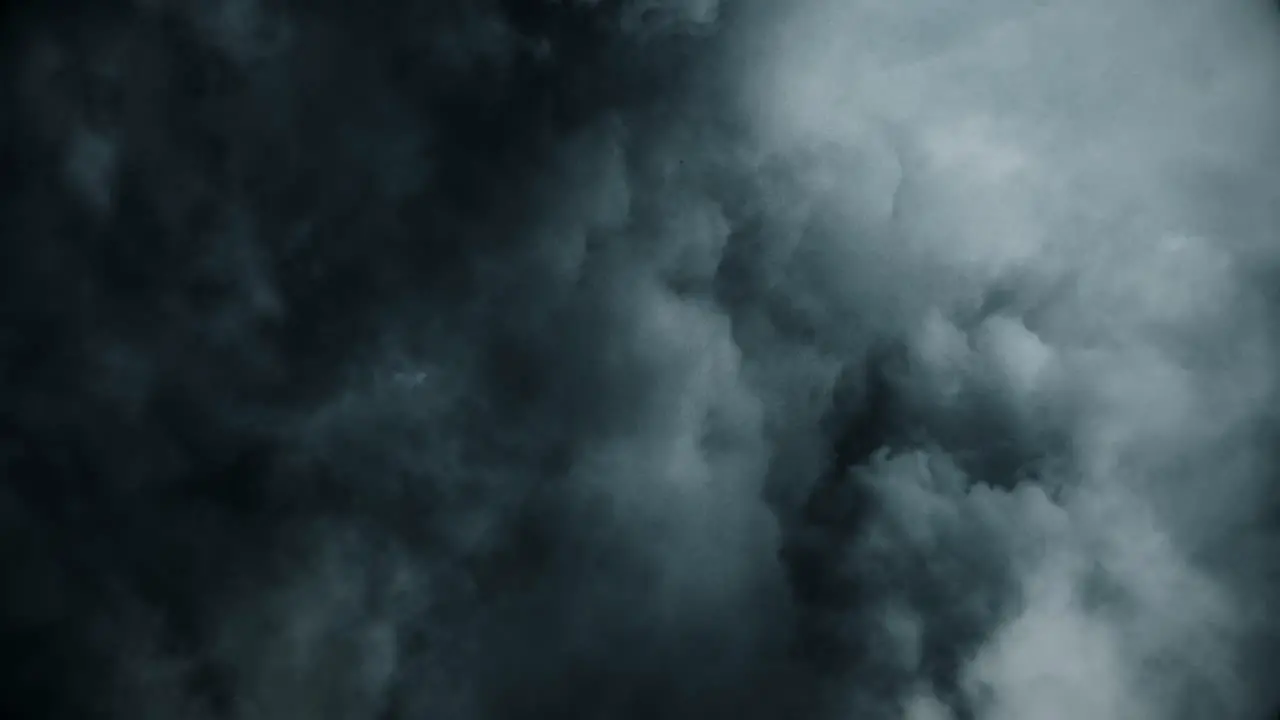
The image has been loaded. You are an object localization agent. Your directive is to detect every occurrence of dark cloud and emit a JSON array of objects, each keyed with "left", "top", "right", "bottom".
[{"left": 2, "top": 1, "right": 1279, "bottom": 719}]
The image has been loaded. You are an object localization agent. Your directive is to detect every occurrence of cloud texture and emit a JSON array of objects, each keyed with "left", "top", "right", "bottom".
[{"left": 1, "top": 1, "right": 1279, "bottom": 718}]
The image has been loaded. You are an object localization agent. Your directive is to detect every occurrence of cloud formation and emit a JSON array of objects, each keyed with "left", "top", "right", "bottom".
[{"left": 1, "top": 1, "right": 1278, "bottom": 718}]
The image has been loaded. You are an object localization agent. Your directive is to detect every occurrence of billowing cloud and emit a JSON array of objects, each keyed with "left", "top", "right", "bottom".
[{"left": 1, "top": 1, "right": 1278, "bottom": 719}]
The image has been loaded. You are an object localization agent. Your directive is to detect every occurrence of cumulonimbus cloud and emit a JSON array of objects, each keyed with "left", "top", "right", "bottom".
[{"left": 0, "top": 1, "right": 1277, "bottom": 718}]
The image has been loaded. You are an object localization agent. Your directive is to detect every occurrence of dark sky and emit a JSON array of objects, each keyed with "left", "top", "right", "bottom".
[{"left": 1, "top": 1, "right": 1279, "bottom": 718}]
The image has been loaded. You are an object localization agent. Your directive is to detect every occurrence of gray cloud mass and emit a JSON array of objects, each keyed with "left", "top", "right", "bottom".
[{"left": 1, "top": 0, "right": 1279, "bottom": 718}]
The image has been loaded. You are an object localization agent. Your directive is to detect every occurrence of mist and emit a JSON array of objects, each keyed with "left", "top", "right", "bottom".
[{"left": 1, "top": 1, "right": 1278, "bottom": 718}]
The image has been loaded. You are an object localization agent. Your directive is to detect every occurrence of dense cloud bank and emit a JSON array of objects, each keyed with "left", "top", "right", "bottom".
[{"left": 2, "top": 1, "right": 1279, "bottom": 718}]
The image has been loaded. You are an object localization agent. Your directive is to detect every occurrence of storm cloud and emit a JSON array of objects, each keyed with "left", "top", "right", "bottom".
[{"left": 1, "top": 1, "right": 1278, "bottom": 718}]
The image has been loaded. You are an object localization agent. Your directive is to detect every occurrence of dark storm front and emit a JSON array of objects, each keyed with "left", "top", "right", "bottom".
[{"left": 2, "top": 1, "right": 1279, "bottom": 719}]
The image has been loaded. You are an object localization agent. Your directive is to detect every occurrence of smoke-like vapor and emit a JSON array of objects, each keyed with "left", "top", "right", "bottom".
[{"left": 1, "top": 1, "right": 1278, "bottom": 718}]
